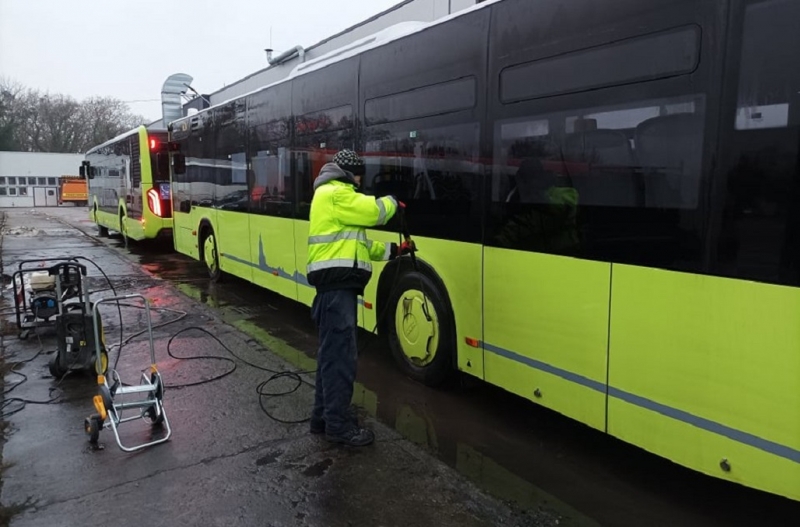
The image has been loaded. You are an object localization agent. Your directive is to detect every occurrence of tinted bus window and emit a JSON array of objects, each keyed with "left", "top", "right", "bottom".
[
  {"left": 493, "top": 94, "right": 706, "bottom": 210},
  {"left": 500, "top": 26, "right": 701, "bottom": 103},
  {"left": 363, "top": 121, "right": 481, "bottom": 243},
  {"left": 294, "top": 104, "right": 354, "bottom": 220},
  {"left": 735, "top": 0, "right": 800, "bottom": 130},
  {"left": 713, "top": 0, "right": 800, "bottom": 287},
  {"left": 249, "top": 83, "right": 293, "bottom": 217},
  {"left": 365, "top": 77, "right": 477, "bottom": 125},
  {"left": 489, "top": 93, "right": 707, "bottom": 262},
  {"left": 212, "top": 102, "right": 248, "bottom": 212}
]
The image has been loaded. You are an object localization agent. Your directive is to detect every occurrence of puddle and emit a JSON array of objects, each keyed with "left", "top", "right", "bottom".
[{"left": 45, "top": 223, "right": 800, "bottom": 527}]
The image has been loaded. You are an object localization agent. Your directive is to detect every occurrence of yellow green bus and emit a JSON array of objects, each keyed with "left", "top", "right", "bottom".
[
  {"left": 168, "top": 0, "right": 800, "bottom": 501},
  {"left": 84, "top": 125, "right": 173, "bottom": 241}
]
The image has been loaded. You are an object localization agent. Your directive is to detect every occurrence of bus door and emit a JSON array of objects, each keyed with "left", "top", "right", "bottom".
[{"left": 703, "top": 0, "right": 800, "bottom": 493}]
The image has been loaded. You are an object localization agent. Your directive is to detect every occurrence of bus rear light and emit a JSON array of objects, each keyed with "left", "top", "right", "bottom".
[{"left": 147, "top": 188, "right": 163, "bottom": 217}]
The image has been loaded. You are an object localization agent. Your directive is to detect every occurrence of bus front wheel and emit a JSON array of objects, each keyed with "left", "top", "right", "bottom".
[{"left": 386, "top": 270, "right": 454, "bottom": 387}]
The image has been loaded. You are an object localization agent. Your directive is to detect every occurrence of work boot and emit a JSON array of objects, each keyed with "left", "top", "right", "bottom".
[
  {"left": 310, "top": 406, "right": 359, "bottom": 435},
  {"left": 325, "top": 427, "right": 375, "bottom": 447}
]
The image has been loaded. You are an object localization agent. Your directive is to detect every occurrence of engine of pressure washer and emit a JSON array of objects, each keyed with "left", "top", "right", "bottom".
[{"left": 28, "top": 272, "right": 59, "bottom": 320}]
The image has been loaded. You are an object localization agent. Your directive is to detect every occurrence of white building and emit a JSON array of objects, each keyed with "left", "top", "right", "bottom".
[
  {"left": 0, "top": 151, "right": 84, "bottom": 208},
  {"left": 172, "top": 0, "right": 485, "bottom": 118}
]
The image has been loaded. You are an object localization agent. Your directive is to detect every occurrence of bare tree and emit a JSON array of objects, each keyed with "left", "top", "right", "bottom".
[
  {"left": 0, "top": 77, "right": 28, "bottom": 151},
  {"left": 0, "top": 77, "right": 147, "bottom": 153}
]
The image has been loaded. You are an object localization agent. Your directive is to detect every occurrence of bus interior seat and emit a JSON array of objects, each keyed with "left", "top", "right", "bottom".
[
  {"left": 564, "top": 127, "right": 640, "bottom": 207},
  {"left": 635, "top": 113, "right": 703, "bottom": 208}
]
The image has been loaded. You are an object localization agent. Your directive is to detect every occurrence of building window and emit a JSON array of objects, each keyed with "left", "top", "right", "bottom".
[
  {"left": 27, "top": 177, "right": 36, "bottom": 185},
  {"left": 0, "top": 177, "right": 6, "bottom": 185},
  {"left": 47, "top": 177, "right": 57, "bottom": 185},
  {"left": 9, "top": 187, "right": 17, "bottom": 195},
  {"left": 19, "top": 187, "right": 28, "bottom": 196},
  {"left": 47, "top": 190, "right": 55, "bottom": 196},
  {"left": 0, "top": 188, "right": 6, "bottom": 196},
  {"left": 7, "top": 177, "right": 16, "bottom": 185},
  {"left": 38, "top": 177, "right": 46, "bottom": 185}
]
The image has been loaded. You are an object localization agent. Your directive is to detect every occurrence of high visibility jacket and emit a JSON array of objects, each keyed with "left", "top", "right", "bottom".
[{"left": 307, "top": 163, "right": 399, "bottom": 293}]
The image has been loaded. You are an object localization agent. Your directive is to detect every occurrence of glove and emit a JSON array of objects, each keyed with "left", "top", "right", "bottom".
[
  {"left": 386, "top": 195, "right": 405, "bottom": 209},
  {"left": 400, "top": 240, "right": 416, "bottom": 254},
  {"left": 390, "top": 240, "right": 417, "bottom": 259}
]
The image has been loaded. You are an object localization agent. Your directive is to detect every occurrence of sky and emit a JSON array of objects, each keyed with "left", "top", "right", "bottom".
[{"left": 0, "top": 0, "right": 402, "bottom": 122}]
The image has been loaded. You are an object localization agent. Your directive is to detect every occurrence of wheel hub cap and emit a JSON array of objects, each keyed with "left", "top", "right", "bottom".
[{"left": 395, "top": 289, "right": 439, "bottom": 366}]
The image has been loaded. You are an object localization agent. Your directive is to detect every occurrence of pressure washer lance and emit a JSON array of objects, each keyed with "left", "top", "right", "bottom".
[{"left": 396, "top": 201, "right": 431, "bottom": 322}]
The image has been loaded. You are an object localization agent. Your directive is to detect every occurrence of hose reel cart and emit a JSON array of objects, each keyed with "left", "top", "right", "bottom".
[{"left": 85, "top": 294, "right": 171, "bottom": 452}]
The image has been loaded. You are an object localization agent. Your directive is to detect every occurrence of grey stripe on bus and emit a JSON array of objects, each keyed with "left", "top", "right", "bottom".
[
  {"left": 482, "top": 342, "right": 800, "bottom": 464},
  {"left": 307, "top": 258, "right": 372, "bottom": 272},
  {"left": 308, "top": 231, "right": 366, "bottom": 244}
]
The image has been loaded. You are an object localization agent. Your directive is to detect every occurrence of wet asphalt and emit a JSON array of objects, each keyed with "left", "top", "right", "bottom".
[{"left": 1, "top": 207, "right": 798, "bottom": 527}]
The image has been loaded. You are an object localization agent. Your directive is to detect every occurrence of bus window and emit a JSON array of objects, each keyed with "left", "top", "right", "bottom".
[
  {"left": 490, "top": 94, "right": 706, "bottom": 259},
  {"left": 735, "top": 0, "right": 800, "bottom": 130},
  {"left": 714, "top": 0, "right": 800, "bottom": 286},
  {"left": 363, "top": 122, "right": 481, "bottom": 243}
]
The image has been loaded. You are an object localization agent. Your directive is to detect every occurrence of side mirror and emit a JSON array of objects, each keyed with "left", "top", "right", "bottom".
[
  {"left": 79, "top": 166, "right": 86, "bottom": 177},
  {"left": 88, "top": 167, "right": 96, "bottom": 180},
  {"left": 173, "top": 154, "right": 186, "bottom": 175}
]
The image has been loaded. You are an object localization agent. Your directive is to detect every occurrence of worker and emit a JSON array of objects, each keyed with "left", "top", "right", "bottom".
[{"left": 307, "top": 149, "right": 415, "bottom": 446}]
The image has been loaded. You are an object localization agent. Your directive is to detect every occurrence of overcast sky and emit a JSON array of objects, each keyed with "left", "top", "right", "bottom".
[{"left": 0, "top": 0, "right": 401, "bottom": 121}]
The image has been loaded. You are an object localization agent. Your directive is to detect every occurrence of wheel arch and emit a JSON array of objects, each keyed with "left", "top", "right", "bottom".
[{"left": 375, "top": 256, "right": 459, "bottom": 371}]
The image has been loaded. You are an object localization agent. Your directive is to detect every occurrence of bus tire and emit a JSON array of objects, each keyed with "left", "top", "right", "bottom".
[
  {"left": 386, "top": 270, "right": 454, "bottom": 387},
  {"left": 200, "top": 226, "right": 223, "bottom": 283}
]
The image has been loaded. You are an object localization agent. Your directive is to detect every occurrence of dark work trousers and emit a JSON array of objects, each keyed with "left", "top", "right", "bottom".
[{"left": 311, "top": 288, "right": 359, "bottom": 437}]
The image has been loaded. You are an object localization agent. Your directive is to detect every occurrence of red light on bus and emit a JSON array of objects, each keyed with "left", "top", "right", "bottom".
[
  {"left": 149, "top": 138, "right": 158, "bottom": 151},
  {"left": 147, "top": 188, "right": 162, "bottom": 217}
]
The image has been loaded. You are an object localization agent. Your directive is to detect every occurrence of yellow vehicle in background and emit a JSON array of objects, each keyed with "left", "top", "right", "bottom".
[{"left": 58, "top": 175, "right": 88, "bottom": 207}]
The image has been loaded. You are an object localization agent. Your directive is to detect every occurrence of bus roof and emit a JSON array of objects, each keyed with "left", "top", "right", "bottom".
[
  {"left": 174, "top": 0, "right": 504, "bottom": 126},
  {"left": 85, "top": 125, "right": 167, "bottom": 155}
]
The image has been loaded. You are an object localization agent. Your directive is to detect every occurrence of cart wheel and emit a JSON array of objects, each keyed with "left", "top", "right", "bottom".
[
  {"left": 85, "top": 414, "right": 101, "bottom": 444},
  {"left": 143, "top": 372, "right": 165, "bottom": 426},
  {"left": 48, "top": 353, "right": 68, "bottom": 379},
  {"left": 143, "top": 403, "right": 165, "bottom": 427}
]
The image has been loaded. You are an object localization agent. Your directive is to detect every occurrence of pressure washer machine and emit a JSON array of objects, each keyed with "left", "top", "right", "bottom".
[
  {"left": 11, "top": 259, "right": 108, "bottom": 378},
  {"left": 85, "top": 294, "right": 171, "bottom": 452}
]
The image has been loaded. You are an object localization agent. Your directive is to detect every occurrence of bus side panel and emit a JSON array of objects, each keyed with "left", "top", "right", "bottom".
[
  {"left": 361, "top": 235, "right": 485, "bottom": 379},
  {"left": 608, "top": 265, "right": 800, "bottom": 500},
  {"left": 249, "top": 214, "right": 298, "bottom": 302},
  {"left": 294, "top": 220, "right": 314, "bottom": 308},
  {"left": 483, "top": 250, "right": 610, "bottom": 431},
  {"left": 173, "top": 210, "right": 199, "bottom": 260},
  {"left": 216, "top": 209, "right": 253, "bottom": 284}
]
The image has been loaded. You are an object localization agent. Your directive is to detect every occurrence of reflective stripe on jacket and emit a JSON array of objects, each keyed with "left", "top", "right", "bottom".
[{"left": 307, "top": 163, "right": 398, "bottom": 293}]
